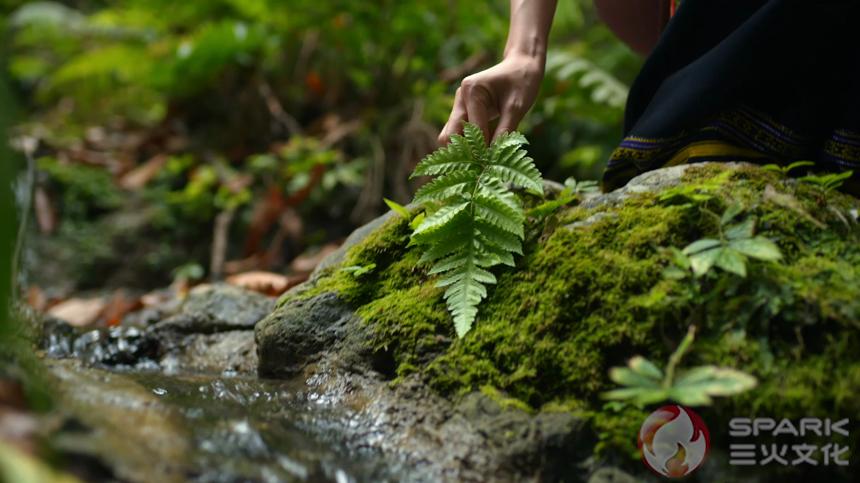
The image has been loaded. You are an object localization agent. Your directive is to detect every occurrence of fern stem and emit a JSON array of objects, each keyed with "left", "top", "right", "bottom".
[{"left": 663, "top": 325, "right": 696, "bottom": 389}]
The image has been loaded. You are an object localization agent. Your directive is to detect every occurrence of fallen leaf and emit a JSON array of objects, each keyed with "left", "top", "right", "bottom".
[
  {"left": 25, "top": 286, "right": 47, "bottom": 312},
  {"left": 226, "top": 271, "right": 297, "bottom": 296},
  {"left": 102, "top": 290, "right": 142, "bottom": 327},
  {"left": 289, "top": 242, "right": 340, "bottom": 273},
  {"left": 140, "top": 288, "right": 175, "bottom": 308},
  {"left": 47, "top": 298, "right": 105, "bottom": 327},
  {"left": 119, "top": 154, "right": 167, "bottom": 190}
]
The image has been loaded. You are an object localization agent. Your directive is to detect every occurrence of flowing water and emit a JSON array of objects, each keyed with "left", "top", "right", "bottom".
[{"left": 44, "top": 360, "right": 405, "bottom": 483}]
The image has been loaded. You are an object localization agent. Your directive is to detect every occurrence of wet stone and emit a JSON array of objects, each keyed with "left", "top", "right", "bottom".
[{"left": 154, "top": 283, "right": 275, "bottom": 334}]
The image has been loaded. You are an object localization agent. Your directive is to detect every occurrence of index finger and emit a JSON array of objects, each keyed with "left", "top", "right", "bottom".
[
  {"left": 464, "top": 83, "right": 492, "bottom": 145},
  {"left": 438, "top": 87, "right": 468, "bottom": 146}
]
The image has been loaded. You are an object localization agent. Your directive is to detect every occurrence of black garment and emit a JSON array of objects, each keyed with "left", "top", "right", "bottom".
[{"left": 603, "top": 0, "right": 860, "bottom": 191}]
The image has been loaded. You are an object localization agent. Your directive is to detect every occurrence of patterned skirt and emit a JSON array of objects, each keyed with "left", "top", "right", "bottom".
[{"left": 602, "top": 0, "right": 860, "bottom": 191}]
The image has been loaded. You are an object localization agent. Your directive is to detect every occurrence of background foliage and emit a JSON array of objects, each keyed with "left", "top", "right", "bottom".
[{"left": 1, "top": 0, "right": 640, "bottom": 292}]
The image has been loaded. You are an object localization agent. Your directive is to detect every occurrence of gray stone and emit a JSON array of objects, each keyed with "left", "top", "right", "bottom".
[
  {"left": 154, "top": 283, "right": 274, "bottom": 334},
  {"left": 171, "top": 331, "right": 257, "bottom": 374},
  {"left": 581, "top": 162, "right": 757, "bottom": 210},
  {"left": 255, "top": 292, "right": 363, "bottom": 377}
]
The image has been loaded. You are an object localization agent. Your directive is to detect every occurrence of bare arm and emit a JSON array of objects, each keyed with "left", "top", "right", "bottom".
[
  {"left": 439, "top": 0, "right": 558, "bottom": 145},
  {"left": 594, "top": 0, "right": 670, "bottom": 55}
]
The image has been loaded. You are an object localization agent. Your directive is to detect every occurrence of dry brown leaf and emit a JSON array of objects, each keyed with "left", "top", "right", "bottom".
[
  {"left": 289, "top": 242, "right": 340, "bottom": 273},
  {"left": 140, "top": 289, "right": 173, "bottom": 308},
  {"left": 102, "top": 290, "right": 142, "bottom": 327},
  {"left": 25, "top": 286, "right": 47, "bottom": 312},
  {"left": 226, "top": 271, "right": 296, "bottom": 296},
  {"left": 47, "top": 297, "right": 106, "bottom": 327},
  {"left": 119, "top": 154, "right": 167, "bottom": 190}
]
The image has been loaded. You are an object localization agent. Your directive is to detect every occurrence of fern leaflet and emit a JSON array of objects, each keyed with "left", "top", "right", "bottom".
[{"left": 409, "top": 122, "right": 543, "bottom": 337}]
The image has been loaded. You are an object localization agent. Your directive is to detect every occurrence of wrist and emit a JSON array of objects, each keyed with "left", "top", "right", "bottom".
[
  {"left": 501, "top": 48, "right": 547, "bottom": 76},
  {"left": 503, "top": 34, "right": 549, "bottom": 62}
]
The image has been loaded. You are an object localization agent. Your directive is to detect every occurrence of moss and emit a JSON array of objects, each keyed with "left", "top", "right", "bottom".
[
  {"left": 479, "top": 385, "right": 536, "bottom": 414},
  {"left": 299, "top": 163, "right": 860, "bottom": 460}
]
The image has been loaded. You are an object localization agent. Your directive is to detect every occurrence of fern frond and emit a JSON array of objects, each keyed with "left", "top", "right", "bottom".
[
  {"left": 413, "top": 171, "right": 476, "bottom": 204},
  {"left": 411, "top": 135, "right": 479, "bottom": 178},
  {"left": 488, "top": 131, "right": 543, "bottom": 195},
  {"left": 444, "top": 256, "right": 495, "bottom": 337},
  {"left": 463, "top": 122, "right": 488, "bottom": 163},
  {"left": 412, "top": 201, "right": 469, "bottom": 237},
  {"left": 473, "top": 194, "right": 524, "bottom": 238},
  {"left": 409, "top": 122, "right": 543, "bottom": 337},
  {"left": 474, "top": 219, "right": 523, "bottom": 254},
  {"left": 415, "top": 215, "right": 472, "bottom": 263}
]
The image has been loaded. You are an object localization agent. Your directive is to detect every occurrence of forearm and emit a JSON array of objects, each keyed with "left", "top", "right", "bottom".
[{"left": 503, "top": 0, "right": 558, "bottom": 61}]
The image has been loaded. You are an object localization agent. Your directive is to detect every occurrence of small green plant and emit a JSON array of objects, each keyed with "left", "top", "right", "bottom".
[
  {"left": 798, "top": 170, "right": 853, "bottom": 194},
  {"left": 603, "top": 326, "right": 757, "bottom": 406},
  {"left": 383, "top": 198, "right": 411, "bottom": 219},
  {"left": 172, "top": 262, "right": 205, "bottom": 282},
  {"left": 563, "top": 176, "right": 600, "bottom": 195},
  {"left": 408, "top": 122, "right": 543, "bottom": 337},
  {"left": 657, "top": 169, "right": 733, "bottom": 206},
  {"left": 526, "top": 177, "right": 599, "bottom": 220},
  {"left": 762, "top": 160, "right": 815, "bottom": 177},
  {"left": 674, "top": 205, "right": 783, "bottom": 278}
]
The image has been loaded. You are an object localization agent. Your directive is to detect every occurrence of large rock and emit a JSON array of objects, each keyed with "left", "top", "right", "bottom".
[
  {"left": 41, "top": 284, "right": 274, "bottom": 375},
  {"left": 256, "top": 292, "right": 369, "bottom": 376},
  {"left": 257, "top": 162, "right": 860, "bottom": 481},
  {"left": 154, "top": 283, "right": 275, "bottom": 333}
]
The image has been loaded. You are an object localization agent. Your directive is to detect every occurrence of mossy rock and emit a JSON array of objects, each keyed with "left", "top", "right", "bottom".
[{"left": 257, "top": 163, "right": 860, "bottom": 479}]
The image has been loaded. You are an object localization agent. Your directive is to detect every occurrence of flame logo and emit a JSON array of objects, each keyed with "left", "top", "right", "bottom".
[{"left": 639, "top": 405, "right": 710, "bottom": 478}]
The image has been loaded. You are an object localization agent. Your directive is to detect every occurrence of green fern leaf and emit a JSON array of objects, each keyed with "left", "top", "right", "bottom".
[
  {"left": 411, "top": 135, "right": 478, "bottom": 178},
  {"left": 462, "top": 122, "right": 489, "bottom": 162},
  {"left": 408, "top": 122, "right": 543, "bottom": 337},
  {"left": 412, "top": 201, "right": 470, "bottom": 236},
  {"left": 473, "top": 194, "right": 524, "bottom": 238},
  {"left": 487, "top": 131, "right": 543, "bottom": 195},
  {"left": 413, "top": 171, "right": 476, "bottom": 204}
]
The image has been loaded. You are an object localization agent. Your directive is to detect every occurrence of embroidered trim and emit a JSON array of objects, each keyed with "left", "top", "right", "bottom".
[{"left": 604, "top": 107, "right": 860, "bottom": 191}]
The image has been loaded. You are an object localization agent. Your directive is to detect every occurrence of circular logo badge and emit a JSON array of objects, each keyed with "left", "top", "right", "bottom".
[{"left": 638, "top": 405, "right": 710, "bottom": 478}]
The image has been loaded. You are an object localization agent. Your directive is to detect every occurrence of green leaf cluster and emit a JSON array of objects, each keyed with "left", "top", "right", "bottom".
[
  {"left": 603, "top": 327, "right": 758, "bottom": 406},
  {"left": 673, "top": 205, "right": 782, "bottom": 278},
  {"left": 799, "top": 170, "right": 854, "bottom": 193},
  {"left": 409, "top": 123, "right": 543, "bottom": 337}
]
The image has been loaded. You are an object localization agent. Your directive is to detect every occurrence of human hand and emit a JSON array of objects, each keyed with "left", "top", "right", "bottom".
[{"left": 438, "top": 53, "right": 546, "bottom": 146}]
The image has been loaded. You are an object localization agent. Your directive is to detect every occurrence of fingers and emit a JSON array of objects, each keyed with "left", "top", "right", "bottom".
[
  {"left": 463, "top": 83, "right": 493, "bottom": 145},
  {"left": 438, "top": 87, "right": 468, "bottom": 145},
  {"left": 492, "top": 107, "right": 521, "bottom": 141}
]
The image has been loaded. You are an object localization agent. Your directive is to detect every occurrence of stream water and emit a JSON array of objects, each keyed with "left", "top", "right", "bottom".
[{"left": 44, "top": 360, "right": 406, "bottom": 483}]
